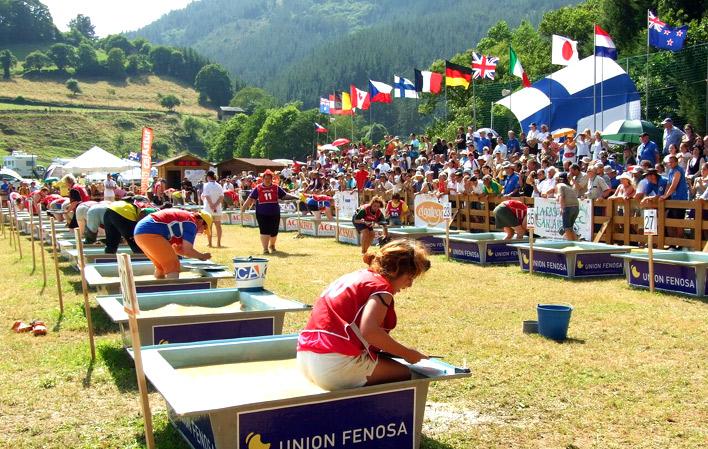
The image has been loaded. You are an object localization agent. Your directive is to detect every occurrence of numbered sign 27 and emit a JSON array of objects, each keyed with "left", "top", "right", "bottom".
[{"left": 643, "top": 209, "right": 658, "bottom": 236}]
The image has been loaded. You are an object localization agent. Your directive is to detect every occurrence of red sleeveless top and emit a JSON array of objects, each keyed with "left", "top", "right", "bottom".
[{"left": 298, "top": 269, "right": 396, "bottom": 360}]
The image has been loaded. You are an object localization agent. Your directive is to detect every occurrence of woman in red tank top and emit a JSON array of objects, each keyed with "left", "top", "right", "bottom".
[{"left": 297, "top": 240, "right": 431, "bottom": 391}]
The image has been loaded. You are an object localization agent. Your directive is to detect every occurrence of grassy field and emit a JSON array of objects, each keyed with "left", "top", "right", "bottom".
[
  {"left": 0, "top": 110, "right": 214, "bottom": 166},
  {"left": 0, "top": 75, "right": 213, "bottom": 116},
  {"left": 0, "top": 225, "right": 706, "bottom": 449}
]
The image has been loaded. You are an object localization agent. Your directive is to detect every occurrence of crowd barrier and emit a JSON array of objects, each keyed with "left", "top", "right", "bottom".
[{"left": 356, "top": 190, "right": 708, "bottom": 252}]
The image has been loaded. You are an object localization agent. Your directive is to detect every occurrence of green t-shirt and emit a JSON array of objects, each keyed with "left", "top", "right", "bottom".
[{"left": 483, "top": 180, "right": 501, "bottom": 194}]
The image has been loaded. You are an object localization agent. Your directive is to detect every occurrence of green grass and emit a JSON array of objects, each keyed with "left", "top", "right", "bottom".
[
  {"left": 0, "top": 225, "right": 706, "bottom": 448},
  {"left": 0, "top": 110, "right": 212, "bottom": 166}
]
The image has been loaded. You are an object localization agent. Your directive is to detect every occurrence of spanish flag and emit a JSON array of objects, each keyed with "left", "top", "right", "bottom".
[{"left": 445, "top": 60, "right": 472, "bottom": 89}]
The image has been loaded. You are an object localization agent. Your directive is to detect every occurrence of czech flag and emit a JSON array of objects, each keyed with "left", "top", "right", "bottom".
[
  {"left": 445, "top": 60, "right": 472, "bottom": 89},
  {"left": 314, "top": 123, "right": 328, "bottom": 134},
  {"left": 594, "top": 25, "right": 617, "bottom": 60},
  {"left": 368, "top": 80, "right": 393, "bottom": 103}
]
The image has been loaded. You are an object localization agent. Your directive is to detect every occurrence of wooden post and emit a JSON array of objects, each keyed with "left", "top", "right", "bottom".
[
  {"left": 1, "top": 201, "right": 5, "bottom": 237},
  {"left": 50, "top": 218, "right": 64, "bottom": 313},
  {"left": 117, "top": 253, "right": 156, "bottom": 449},
  {"left": 37, "top": 205, "right": 47, "bottom": 286},
  {"left": 8, "top": 201, "right": 15, "bottom": 248},
  {"left": 648, "top": 234, "right": 655, "bottom": 293},
  {"left": 14, "top": 203, "right": 22, "bottom": 259},
  {"left": 29, "top": 200, "right": 36, "bottom": 272},
  {"left": 74, "top": 228, "right": 96, "bottom": 361}
]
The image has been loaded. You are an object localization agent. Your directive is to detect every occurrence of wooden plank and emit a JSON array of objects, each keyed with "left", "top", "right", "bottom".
[
  {"left": 74, "top": 228, "right": 96, "bottom": 361},
  {"left": 593, "top": 219, "right": 610, "bottom": 243}
]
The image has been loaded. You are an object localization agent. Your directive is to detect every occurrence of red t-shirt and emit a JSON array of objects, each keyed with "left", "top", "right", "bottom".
[
  {"left": 354, "top": 170, "right": 369, "bottom": 190},
  {"left": 503, "top": 200, "right": 528, "bottom": 222},
  {"left": 298, "top": 269, "right": 395, "bottom": 359}
]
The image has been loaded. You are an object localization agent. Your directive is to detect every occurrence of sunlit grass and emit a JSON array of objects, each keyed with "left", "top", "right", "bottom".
[{"left": 0, "top": 225, "right": 706, "bottom": 448}]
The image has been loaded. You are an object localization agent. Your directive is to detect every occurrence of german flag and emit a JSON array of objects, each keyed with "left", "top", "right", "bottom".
[{"left": 445, "top": 60, "right": 472, "bottom": 89}]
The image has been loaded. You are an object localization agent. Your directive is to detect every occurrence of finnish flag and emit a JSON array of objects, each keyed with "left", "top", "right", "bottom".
[{"left": 394, "top": 75, "right": 419, "bottom": 99}]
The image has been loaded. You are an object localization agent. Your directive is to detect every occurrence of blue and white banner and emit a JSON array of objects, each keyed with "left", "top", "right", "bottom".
[{"left": 496, "top": 56, "right": 640, "bottom": 134}]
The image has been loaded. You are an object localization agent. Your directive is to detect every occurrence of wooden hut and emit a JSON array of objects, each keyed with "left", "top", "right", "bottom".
[
  {"left": 217, "top": 158, "right": 286, "bottom": 178},
  {"left": 154, "top": 153, "right": 213, "bottom": 189}
]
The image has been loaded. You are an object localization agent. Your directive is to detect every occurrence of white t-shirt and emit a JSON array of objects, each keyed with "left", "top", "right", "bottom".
[
  {"left": 201, "top": 181, "right": 224, "bottom": 214},
  {"left": 494, "top": 143, "right": 508, "bottom": 159},
  {"left": 575, "top": 137, "right": 591, "bottom": 157},
  {"left": 104, "top": 179, "right": 117, "bottom": 199}
]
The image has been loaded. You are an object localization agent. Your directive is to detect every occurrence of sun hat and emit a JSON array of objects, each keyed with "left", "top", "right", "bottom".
[{"left": 197, "top": 211, "right": 213, "bottom": 237}]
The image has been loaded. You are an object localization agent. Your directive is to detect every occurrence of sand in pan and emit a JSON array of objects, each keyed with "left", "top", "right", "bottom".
[
  {"left": 137, "top": 301, "right": 243, "bottom": 318},
  {"left": 177, "top": 358, "right": 325, "bottom": 403}
]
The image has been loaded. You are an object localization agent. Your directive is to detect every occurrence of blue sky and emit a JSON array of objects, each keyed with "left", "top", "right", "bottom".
[{"left": 43, "top": 0, "right": 196, "bottom": 36}]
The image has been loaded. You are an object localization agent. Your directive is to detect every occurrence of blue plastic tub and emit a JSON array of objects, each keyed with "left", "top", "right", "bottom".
[{"left": 536, "top": 304, "right": 573, "bottom": 341}]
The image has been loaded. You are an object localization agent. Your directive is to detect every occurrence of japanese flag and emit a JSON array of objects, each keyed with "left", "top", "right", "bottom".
[{"left": 552, "top": 35, "right": 579, "bottom": 66}]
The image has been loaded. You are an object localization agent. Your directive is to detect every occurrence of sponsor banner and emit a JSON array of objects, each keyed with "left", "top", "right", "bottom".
[
  {"left": 519, "top": 249, "right": 568, "bottom": 276},
  {"left": 285, "top": 216, "right": 300, "bottom": 231},
  {"left": 317, "top": 221, "right": 336, "bottom": 237},
  {"left": 575, "top": 253, "right": 624, "bottom": 277},
  {"left": 449, "top": 240, "right": 481, "bottom": 263},
  {"left": 140, "top": 127, "right": 153, "bottom": 195},
  {"left": 170, "top": 408, "right": 216, "bottom": 449},
  {"left": 299, "top": 219, "right": 318, "bottom": 236},
  {"left": 628, "top": 260, "right": 697, "bottom": 295},
  {"left": 418, "top": 235, "right": 446, "bottom": 254},
  {"left": 238, "top": 388, "right": 415, "bottom": 449},
  {"left": 242, "top": 213, "right": 257, "bottom": 227},
  {"left": 230, "top": 213, "right": 243, "bottom": 225},
  {"left": 337, "top": 225, "right": 360, "bottom": 245},
  {"left": 335, "top": 191, "right": 359, "bottom": 219},
  {"left": 485, "top": 243, "right": 519, "bottom": 263},
  {"left": 414, "top": 194, "right": 449, "bottom": 230},
  {"left": 280, "top": 201, "right": 297, "bottom": 213},
  {"left": 533, "top": 198, "right": 592, "bottom": 241},
  {"left": 153, "top": 318, "right": 274, "bottom": 345}
]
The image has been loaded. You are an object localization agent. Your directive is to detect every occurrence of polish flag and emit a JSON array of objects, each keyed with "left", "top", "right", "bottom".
[{"left": 552, "top": 35, "right": 579, "bottom": 66}]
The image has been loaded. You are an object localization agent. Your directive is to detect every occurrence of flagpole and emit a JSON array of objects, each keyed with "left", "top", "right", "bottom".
[
  {"left": 601, "top": 55, "right": 605, "bottom": 130},
  {"left": 472, "top": 76, "right": 477, "bottom": 126},
  {"left": 593, "top": 23, "right": 597, "bottom": 133},
  {"left": 645, "top": 11, "right": 650, "bottom": 120}
]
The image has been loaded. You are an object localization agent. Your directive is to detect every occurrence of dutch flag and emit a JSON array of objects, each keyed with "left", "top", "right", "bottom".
[{"left": 594, "top": 25, "right": 617, "bottom": 60}]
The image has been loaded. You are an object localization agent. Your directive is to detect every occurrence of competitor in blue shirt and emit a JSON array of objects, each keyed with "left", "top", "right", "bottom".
[{"left": 639, "top": 169, "right": 668, "bottom": 207}]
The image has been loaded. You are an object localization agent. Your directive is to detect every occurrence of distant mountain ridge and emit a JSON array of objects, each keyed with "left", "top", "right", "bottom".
[{"left": 131, "top": 0, "right": 579, "bottom": 107}]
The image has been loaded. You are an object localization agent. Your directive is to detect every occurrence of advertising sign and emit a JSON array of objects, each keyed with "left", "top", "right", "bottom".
[
  {"left": 238, "top": 388, "right": 415, "bottom": 449},
  {"left": 335, "top": 191, "right": 359, "bottom": 219},
  {"left": 337, "top": 225, "right": 360, "bottom": 245},
  {"left": 140, "top": 127, "right": 153, "bottom": 195},
  {"left": 628, "top": 260, "right": 698, "bottom": 295},
  {"left": 533, "top": 198, "right": 592, "bottom": 241},
  {"left": 317, "top": 221, "right": 336, "bottom": 237},
  {"left": 519, "top": 249, "right": 568, "bottom": 276},
  {"left": 449, "top": 241, "right": 481, "bottom": 263},
  {"left": 414, "top": 194, "right": 449, "bottom": 230},
  {"left": 575, "top": 253, "right": 625, "bottom": 277}
]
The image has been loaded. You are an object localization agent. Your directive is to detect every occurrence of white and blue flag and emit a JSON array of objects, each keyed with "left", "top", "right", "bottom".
[
  {"left": 594, "top": 25, "right": 617, "bottom": 60},
  {"left": 496, "top": 56, "right": 640, "bottom": 132},
  {"left": 393, "top": 75, "right": 419, "bottom": 99}
]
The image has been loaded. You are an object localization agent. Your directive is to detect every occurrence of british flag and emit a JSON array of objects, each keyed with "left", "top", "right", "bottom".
[
  {"left": 471, "top": 52, "right": 498, "bottom": 80},
  {"left": 648, "top": 11, "right": 665, "bottom": 32}
]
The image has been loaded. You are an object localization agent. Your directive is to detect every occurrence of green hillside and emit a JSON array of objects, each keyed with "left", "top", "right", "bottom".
[
  {"left": 0, "top": 110, "right": 217, "bottom": 165},
  {"left": 131, "top": 0, "right": 579, "bottom": 106}
]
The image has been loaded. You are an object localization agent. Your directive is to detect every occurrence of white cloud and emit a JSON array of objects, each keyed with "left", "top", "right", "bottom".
[{"left": 43, "top": 0, "right": 196, "bottom": 37}]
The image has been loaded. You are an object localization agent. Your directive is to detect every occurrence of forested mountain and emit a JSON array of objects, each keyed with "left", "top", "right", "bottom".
[{"left": 132, "top": 0, "right": 579, "bottom": 107}]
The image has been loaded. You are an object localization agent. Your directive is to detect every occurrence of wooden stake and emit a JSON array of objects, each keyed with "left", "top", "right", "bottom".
[
  {"left": 593, "top": 219, "right": 610, "bottom": 243},
  {"left": 648, "top": 234, "right": 655, "bottom": 293},
  {"left": 1, "top": 201, "right": 5, "bottom": 237},
  {"left": 117, "top": 254, "right": 156, "bottom": 449},
  {"left": 14, "top": 203, "right": 22, "bottom": 259},
  {"left": 8, "top": 201, "right": 15, "bottom": 248},
  {"left": 74, "top": 228, "right": 96, "bottom": 361},
  {"left": 29, "top": 200, "right": 36, "bottom": 272},
  {"left": 529, "top": 231, "right": 535, "bottom": 275},
  {"left": 50, "top": 218, "right": 64, "bottom": 313},
  {"left": 38, "top": 205, "right": 47, "bottom": 286}
]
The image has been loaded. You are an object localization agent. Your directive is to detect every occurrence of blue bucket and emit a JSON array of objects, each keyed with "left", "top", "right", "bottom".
[{"left": 536, "top": 304, "right": 573, "bottom": 341}]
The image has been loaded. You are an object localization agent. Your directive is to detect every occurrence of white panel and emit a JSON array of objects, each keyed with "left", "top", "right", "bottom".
[{"left": 495, "top": 88, "right": 550, "bottom": 121}]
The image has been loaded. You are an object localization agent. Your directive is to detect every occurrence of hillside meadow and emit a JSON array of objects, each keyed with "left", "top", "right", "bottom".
[
  {"left": 0, "top": 110, "right": 215, "bottom": 165},
  {"left": 0, "top": 225, "right": 706, "bottom": 448},
  {"left": 0, "top": 75, "right": 213, "bottom": 116}
]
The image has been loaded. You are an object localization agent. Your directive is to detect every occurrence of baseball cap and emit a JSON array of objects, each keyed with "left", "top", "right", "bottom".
[{"left": 661, "top": 118, "right": 673, "bottom": 124}]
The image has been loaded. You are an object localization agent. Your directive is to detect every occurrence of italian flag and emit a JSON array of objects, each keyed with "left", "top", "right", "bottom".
[{"left": 509, "top": 46, "right": 531, "bottom": 88}]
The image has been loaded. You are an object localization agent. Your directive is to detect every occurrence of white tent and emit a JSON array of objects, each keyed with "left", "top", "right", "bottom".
[
  {"left": 62, "top": 146, "right": 139, "bottom": 174},
  {"left": 118, "top": 166, "right": 157, "bottom": 181}
]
